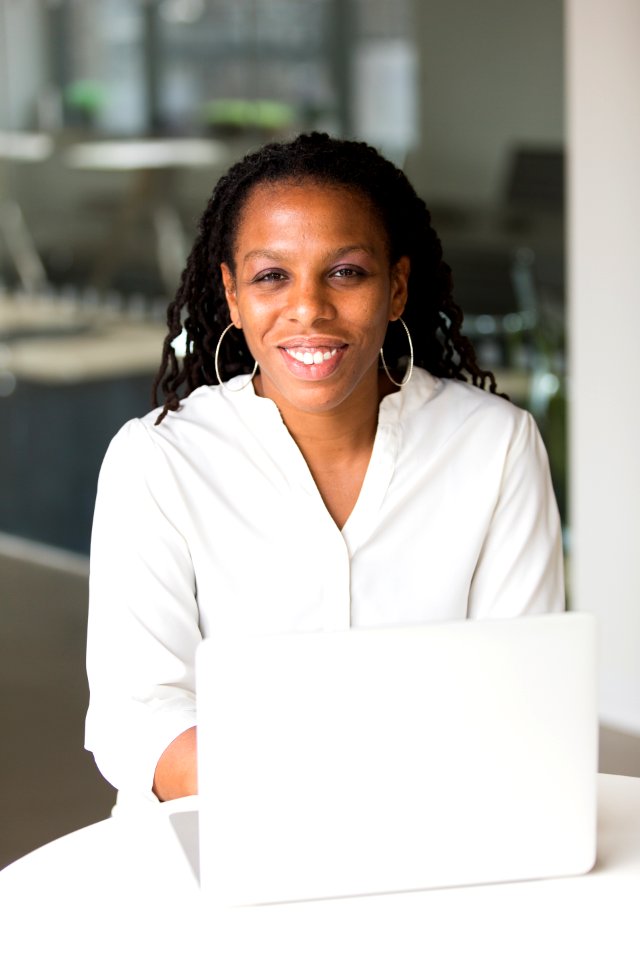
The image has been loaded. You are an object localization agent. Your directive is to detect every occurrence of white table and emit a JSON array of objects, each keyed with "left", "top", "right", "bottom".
[
  {"left": 64, "top": 139, "right": 227, "bottom": 173},
  {"left": 1, "top": 774, "right": 639, "bottom": 960},
  {"left": 4, "top": 320, "right": 163, "bottom": 383},
  {"left": 64, "top": 138, "right": 229, "bottom": 293}
]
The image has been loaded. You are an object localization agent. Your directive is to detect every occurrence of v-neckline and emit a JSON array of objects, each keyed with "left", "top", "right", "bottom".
[
  {"left": 236, "top": 383, "right": 404, "bottom": 554},
  {"left": 340, "top": 395, "right": 400, "bottom": 552}
]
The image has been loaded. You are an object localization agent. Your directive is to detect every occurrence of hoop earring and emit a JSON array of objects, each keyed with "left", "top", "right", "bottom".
[
  {"left": 214, "top": 322, "right": 258, "bottom": 391},
  {"left": 380, "top": 317, "right": 413, "bottom": 387}
]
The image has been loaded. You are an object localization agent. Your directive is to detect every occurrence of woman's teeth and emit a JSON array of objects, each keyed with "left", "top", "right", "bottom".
[{"left": 285, "top": 347, "right": 338, "bottom": 365}]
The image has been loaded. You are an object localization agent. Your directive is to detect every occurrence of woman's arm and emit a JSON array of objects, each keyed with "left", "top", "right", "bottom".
[
  {"left": 467, "top": 409, "right": 565, "bottom": 617},
  {"left": 86, "top": 419, "right": 202, "bottom": 800}
]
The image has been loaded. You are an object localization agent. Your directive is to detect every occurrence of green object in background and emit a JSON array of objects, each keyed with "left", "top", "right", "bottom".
[
  {"left": 64, "top": 80, "right": 107, "bottom": 117},
  {"left": 199, "top": 98, "right": 295, "bottom": 132},
  {"left": 542, "top": 389, "right": 567, "bottom": 525}
]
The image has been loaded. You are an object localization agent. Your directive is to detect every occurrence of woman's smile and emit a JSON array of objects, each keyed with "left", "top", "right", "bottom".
[
  {"left": 278, "top": 335, "right": 348, "bottom": 379},
  {"left": 220, "top": 180, "right": 410, "bottom": 421}
]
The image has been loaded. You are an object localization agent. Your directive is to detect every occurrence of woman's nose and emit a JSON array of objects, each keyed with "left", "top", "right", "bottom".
[{"left": 286, "top": 276, "right": 334, "bottom": 325}]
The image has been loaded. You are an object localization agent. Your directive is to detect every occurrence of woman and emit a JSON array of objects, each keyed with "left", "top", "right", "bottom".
[{"left": 85, "top": 133, "right": 564, "bottom": 804}]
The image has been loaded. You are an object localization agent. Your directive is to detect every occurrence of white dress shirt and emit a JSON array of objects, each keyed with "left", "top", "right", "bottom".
[{"left": 85, "top": 368, "right": 564, "bottom": 800}]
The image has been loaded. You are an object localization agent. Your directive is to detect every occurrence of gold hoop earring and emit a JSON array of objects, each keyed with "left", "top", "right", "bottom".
[
  {"left": 380, "top": 317, "right": 413, "bottom": 387},
  {"left": 214, "top": 323, "right": 258, "bottom": 391}
]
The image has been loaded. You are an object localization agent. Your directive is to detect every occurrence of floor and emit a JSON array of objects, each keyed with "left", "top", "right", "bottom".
[
  {"left": 1, "top": 534, "right": 639, "bottom": 872},
  {"left": 0, "top": 538, "right": 116, "bottom": 870}
]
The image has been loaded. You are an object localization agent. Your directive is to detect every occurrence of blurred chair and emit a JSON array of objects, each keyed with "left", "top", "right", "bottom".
[
  {"left": 503, "top": 145, "right": 565, "bottom": 220},
  {"left": 0, "top": 132, "right": 53, "bottom": 292},
  {"left": 448, "top": 244, "right": 535, "bottom": 393}
]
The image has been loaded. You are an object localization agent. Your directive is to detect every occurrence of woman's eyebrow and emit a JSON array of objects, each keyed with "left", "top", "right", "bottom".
[
  {"left": 242, "top": 244, "right": 375, "bottom": 264},
  {"left": 332, "top": 244, "right": 376, "bottom": 258},
  {"left": 243, "top": 248, "right": 283, "bottom": 263}
]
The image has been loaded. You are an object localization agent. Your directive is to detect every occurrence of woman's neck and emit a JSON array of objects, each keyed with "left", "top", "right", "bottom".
[
  {"left": 255, "top": 371, "right": 398, "bottom": 529},
  {"left": 256, "top": 370, "right": 396, "bottom": 461}
]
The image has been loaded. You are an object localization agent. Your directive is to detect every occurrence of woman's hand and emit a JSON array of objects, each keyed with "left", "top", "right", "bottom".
[{"left": 153, "top": 726, "right": 198, "bottom": 800}]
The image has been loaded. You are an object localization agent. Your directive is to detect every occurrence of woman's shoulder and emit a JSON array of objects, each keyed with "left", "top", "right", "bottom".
[
  {"left": 101, "top": 385, "right": 229, "bottom": 463},
  {"left": 398, "top": 369, "right": 540, "bottom": 468},
  {"left": 107, "top": 378, "right": 271, "bottom": 472},
  {"left": 140, "top": 384, "right": 223, "bottom": 428},
  {"left": 410, "top": 367, "right": 528, "bottom": 431},
  {"left": 401, "top": 369, "right": 545, "bottom": 480}
]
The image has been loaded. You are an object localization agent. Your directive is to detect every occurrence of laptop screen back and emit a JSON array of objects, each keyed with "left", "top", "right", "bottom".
[{"left": 196, "top": 612, "right": 598, "bottom": 905}]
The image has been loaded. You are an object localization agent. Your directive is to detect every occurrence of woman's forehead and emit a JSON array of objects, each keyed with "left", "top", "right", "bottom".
[{"left": 231, "top": 178, "right": 388, "bottom": 252}]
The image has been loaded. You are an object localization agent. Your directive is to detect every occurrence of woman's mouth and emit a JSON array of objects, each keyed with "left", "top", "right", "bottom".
[
  {"left": 278, "top": 344, "right": 347, "bottom": 379},
  {"left": 283, "top": 347, "right": 339, "bottom": 365}
]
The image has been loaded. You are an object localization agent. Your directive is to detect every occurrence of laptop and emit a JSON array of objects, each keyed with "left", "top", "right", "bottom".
[{"left": 188, "top": 612, "right": 598, "bottom": 905}]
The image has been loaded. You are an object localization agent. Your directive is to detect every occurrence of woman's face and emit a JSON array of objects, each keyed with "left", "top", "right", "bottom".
[{"left": 220, "top": 180, "right": 409, "bottom": 419}]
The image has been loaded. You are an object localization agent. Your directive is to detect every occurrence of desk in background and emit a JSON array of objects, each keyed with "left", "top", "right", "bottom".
[
  {"left": 0, "top": 304, "right": 162, "bottom": 552},
  {"left": 64, "top": 138, "right": 228, "bottom": 294}
]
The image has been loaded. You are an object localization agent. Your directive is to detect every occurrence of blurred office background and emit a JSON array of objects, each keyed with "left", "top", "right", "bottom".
[
  {"left": 0, "top": 0, "right": 567, "bottom": 555},
  {"left": 1, "top": 0, "right": 638, "bottom": 869}
]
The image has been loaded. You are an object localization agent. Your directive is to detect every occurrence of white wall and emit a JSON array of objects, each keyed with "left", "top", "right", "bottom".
[
  {"left": 410, "top": 0, "right": 564, "bottom": 205},
  {"left": 567, "top": 0, "right": 640, "bottom": 733}
]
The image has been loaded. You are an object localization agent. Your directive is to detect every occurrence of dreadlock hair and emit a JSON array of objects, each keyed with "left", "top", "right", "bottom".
[{"left": 152, "top": 131, "right": 502, "bottom": 424}]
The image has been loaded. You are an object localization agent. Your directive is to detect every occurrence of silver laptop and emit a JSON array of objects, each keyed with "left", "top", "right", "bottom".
[{"left": 192, "top": 612, "right": 598, "bottom": 905}]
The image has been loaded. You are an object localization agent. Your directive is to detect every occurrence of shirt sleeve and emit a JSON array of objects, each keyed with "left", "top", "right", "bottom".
[
  {"left": 85, "top": 419, "right": 201, "bottom": 800},
  {"left": 467, "top": 409, "right": 565, "bottom": 618}
]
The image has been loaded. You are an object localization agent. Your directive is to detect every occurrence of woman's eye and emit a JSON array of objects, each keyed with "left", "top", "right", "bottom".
[
  {"left": 254, "top": 271, "right": 287, "bottom": 283},
  {"left": 332, "top": 266, "right": 363, "bottom": 279}
]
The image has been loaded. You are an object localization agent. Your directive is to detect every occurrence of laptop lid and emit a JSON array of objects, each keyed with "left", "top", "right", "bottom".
[{"left": 196, "top": 612, "right": 598, "bottom": 905}]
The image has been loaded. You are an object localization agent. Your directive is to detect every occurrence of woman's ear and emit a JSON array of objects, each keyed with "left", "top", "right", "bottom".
[
  {"left": 220, "top": 263, "right": 241, "bottom": 327},
  {"left": 390, "top": 256, "right": 411, "bottom": 318}
]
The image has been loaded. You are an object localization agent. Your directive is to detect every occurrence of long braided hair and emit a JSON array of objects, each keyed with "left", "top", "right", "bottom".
[{"left": 152, "top": 132, "right": 501, "bottom": 424}]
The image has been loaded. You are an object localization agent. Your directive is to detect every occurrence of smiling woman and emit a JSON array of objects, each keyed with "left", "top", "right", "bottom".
[
  {"left": 220, "top": 182, "right": 409, "bottom": 412},
  {"left": 216, "top": 180, "right": 410, "bottom": 532},
  {"left": 85, "top": 133, "right": 565, "bottom": 805}
]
